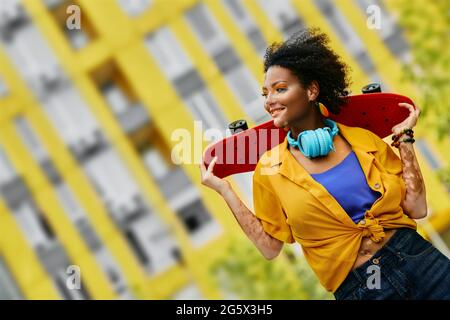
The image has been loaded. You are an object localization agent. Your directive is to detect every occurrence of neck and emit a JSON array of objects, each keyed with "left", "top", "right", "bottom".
[{"left": 289, "top": 108, "right": 325, "bottom": 139}]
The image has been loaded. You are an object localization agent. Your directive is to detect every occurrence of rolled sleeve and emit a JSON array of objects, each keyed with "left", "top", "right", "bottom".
[
  {"left": 372, "top": 135, "right": 403, "bottom": 177},
  {"left": 252, "top": 177, "right": 295, "bottom": 244}
]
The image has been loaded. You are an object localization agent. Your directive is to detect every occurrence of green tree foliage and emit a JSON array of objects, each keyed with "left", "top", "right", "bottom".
[
  {"left": 393, "top": 0, "right": 450, "bottom": 138},
  {"left": 393, "top": 0, "right": 450, "bottom": 185},
  {"left": 210, "top": 237, "right": 332, "bottom": 300},
  {"left": 283, "top": 246, "right": 333, "bottom": 300},
  {"left": 437, "top": 167, "right": 450, "bottom": 191}
]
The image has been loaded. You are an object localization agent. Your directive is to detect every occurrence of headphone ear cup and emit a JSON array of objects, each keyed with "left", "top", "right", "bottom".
[
  {"left": 286, "top": 119, "right": 338, "bottom": 158},
  {"left": 316, "top": 128, "right": 333, "bottom": 156},
  {"left": 316, "top": 129, "right": 325, "bottom": 155},
  {"left": 311, "top": 131, "right": 320, "bottom": 157},
  {"left": 299, "top": 133, "right": 307, "bottom": 157},
  {"left": 322, "top": 128, "right": 332, "bottom": 154},
  {"left": 300, "top": 131, "right": 314, "bottom": 158},
  {"left": 313, "top": 130, "right": 320, "bottom": 156}
]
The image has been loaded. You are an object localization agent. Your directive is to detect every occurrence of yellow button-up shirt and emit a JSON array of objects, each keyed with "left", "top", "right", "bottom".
[{"left": 253, "top": 122, "right": 417, "bottom": 292}]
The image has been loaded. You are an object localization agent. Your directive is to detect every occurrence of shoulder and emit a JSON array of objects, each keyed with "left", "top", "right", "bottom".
[
  {"left": 255, "top": 141, "right": 284, "bottom": 171},
  {"left": 253, "top": 140, "right": 285, "bottom": 185},
  {"left": 338, "top": 122, "right": 386, "bottom": 153}
]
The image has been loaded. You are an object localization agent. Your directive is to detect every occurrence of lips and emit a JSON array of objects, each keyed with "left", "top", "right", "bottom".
[{"left": 270, "top": 107, "right": 285, "bottom": 116}]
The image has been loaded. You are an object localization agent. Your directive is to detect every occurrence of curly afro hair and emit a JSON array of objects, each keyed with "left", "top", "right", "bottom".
[{"left": 263, "top": 28, "right": 351, "bottom": 114}]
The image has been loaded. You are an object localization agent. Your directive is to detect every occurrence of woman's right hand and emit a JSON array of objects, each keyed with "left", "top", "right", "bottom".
[{"left": 200, "top": 156, "right": 230, "bottom": 195}]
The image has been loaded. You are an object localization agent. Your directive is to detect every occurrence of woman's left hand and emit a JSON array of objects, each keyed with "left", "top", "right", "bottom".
[{"left": 391, "top": 102, "right": 421, "bottom": 136}]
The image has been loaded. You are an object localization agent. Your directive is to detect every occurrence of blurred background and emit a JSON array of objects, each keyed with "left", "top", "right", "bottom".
[{"left": 0, "top": 0, "right": 448, "bottom": 300}]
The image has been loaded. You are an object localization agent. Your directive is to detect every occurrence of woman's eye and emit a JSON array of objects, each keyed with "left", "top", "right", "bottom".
[
  {"left": 261, "top": 93, "right": 268, "bottom": 97},
  {"left": 276, "top": 88, "right": 287, "bottom": 93}
]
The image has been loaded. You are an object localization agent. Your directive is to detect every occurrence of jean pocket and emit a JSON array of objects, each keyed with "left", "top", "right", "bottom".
[{"left": 398, "top": 235, "right": 435, "bottom": 259}]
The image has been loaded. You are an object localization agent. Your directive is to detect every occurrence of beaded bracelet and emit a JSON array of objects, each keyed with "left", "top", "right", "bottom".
[
  {"left": 391, "top": 128, "right": 414, "bottom": 148},
  {"left": 392, "top": 128, "right": 414, "bottom": 142},
  {"left": 391, "top": 137, "right": 415, "bottom": 148}
]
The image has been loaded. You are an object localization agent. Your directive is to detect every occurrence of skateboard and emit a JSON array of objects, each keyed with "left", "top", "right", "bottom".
[{"left": 203, "top": 86, "right": 415, "bottom": 178}]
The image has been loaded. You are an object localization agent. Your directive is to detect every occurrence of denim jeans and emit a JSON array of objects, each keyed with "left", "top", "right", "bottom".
[{"left": 334, "top": 228, "right": 450, "bottom": 300}]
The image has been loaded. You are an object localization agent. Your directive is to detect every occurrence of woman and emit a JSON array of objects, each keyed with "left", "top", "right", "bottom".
[{"left": 200, "top": 28, "right": 450, "bottom": 300}]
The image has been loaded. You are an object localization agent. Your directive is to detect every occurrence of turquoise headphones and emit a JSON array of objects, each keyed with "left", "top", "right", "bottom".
[{"left": 287, "top": 119, "right": 339, "bottom": 158}]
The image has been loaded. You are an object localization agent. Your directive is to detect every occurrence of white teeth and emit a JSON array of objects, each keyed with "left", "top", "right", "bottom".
[{"left": 271, "top": 108, "right": 284, "bottom": 115}]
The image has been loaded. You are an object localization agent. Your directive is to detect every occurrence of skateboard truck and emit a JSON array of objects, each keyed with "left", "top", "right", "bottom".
[
  {"left": 362, "top": 83, "right": 382, "bottom": 94},
  {"left": 228, "top": 119, "right": 248, "bottom": 134}
]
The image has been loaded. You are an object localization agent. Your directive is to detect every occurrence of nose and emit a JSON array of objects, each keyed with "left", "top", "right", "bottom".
[{"left": 265, "top": 92, "right": 276, "bottom": 109}]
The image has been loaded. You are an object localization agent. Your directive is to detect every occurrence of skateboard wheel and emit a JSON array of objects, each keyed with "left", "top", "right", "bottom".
[
  {"left": 228, "top": 119, "right": 248, "bottom": 134},
  {"left": 362, "top": 83, "right": 382, "bottom": 94}
]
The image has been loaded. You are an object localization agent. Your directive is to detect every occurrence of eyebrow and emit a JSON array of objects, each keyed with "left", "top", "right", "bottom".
[{"left": 261, "top": 80, "right": 287, "bottom": 90}]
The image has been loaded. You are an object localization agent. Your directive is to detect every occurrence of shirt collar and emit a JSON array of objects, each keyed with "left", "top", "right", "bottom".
[{"left": 268, "top": 122, "right": 379, "bottom": 185}]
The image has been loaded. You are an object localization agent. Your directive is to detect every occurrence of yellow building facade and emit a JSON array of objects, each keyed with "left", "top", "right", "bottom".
[{"left": 0, "top": 0, "right": 448, "bottom": 299}]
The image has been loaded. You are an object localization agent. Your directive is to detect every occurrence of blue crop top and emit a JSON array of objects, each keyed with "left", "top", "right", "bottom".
[{"left": 310, "top": 151, "right": 381, "bottom": 223}]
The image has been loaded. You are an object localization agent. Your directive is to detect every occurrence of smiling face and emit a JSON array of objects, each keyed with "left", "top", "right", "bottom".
[{"left": 262, "top": 66, "right": 318, "bottom": 128}]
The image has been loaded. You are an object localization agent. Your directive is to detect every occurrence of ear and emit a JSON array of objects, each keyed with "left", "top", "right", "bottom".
[{"left": 307, "top": 80, "right": 320, "bottom": 101}]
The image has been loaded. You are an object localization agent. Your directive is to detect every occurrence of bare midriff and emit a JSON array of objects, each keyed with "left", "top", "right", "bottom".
[{"left": 351, "top": 229, "right": 397, "bottom": 270}]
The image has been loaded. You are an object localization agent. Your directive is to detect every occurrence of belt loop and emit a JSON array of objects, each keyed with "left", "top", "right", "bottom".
[
  {"left": 384, "top": 240, "right": 404, "bottom": 261},
  {"left": 386, "top": 228, "right": 415, "bottom": 261}
]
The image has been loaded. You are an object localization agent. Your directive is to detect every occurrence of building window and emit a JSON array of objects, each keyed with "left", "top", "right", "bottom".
[
  {"left": 141, "top": 145, "right": 219, "bottom": 248},
  {"left": 95, "top": 249, "right": 133, "bottom": 298},
  {"left": 126, "top": 213, "right": 179, "bottom": 275},
  {"left": 259, "top": 0, "right": 305, "bottom": 38},
  {"left": 314, "top": 0, "right": 377, "bottom": 77},
  {"left": 0, "top": 148, "right": 17, "bottom": 185},
  {"left": 0, "top": 76, "right": 8, "bottom": 97},
  {"left": 221, "top": 0, "right": 267, "bottom": 55},
  {"left": 83, "top": 148, "right": 147, "bottom": 225},
  {"left": 102, "top": 83, "right": 131, "bottom": 115},
  {"left": 41, "top": 86, "right": 104, "bottom": 162},
  {"left": 171, "top": 283, "right": 204, "bottom": 300},
  {"left": 91, "top": 61, "right": 151, "bottom": 135},
  {"left": 82, "top": 147, "right": 172, "bottom": 274},
  {"left": 14, "top": 201, "right": 55, "bottom": 246},
  {"left": 185, "top": 3, "right": 232, "bottom": 56},
  {"left": 176, "top": 198, "right": 221, "bottom": 247},
  {"left": 178, "top": 199, "right": 212, "bottom": 233},
  {"left": 54, "top": 183, "right": 132, "bottom": 295},
  {"left": 185, "top": 4, "right": 220, "bottom": 44},
  {"left": 14, "top": 117, "right": 47, "bottom": 162},
  {"left": 224, "top": 0, "right": 246, "bottom": 20},
  {"left": 225, "top": 67, "right": 267, "bottom": 122},
  {"left": 44, "top": 0, "right": 97, "bottom": 50},
  {"left": 0, "top": 3, "right": 102, "bottom": 158},
  {"left": 1, "top": 17, "right": 66, "bottom": 99},
  {"left": 14, "top": 117, "right": 63, "bottom": 185},
  {"left": 145, "top": 27, "right": 193, "bottom": 79},
  {"left": 6, "top": 197, "right": 85, "bottom": 299},
  {"left": 0, "top": 257, "right": 23, "bottom": 299},
  {"left": 53, "top": 267, "right": 90, "bottom": 299},
  {"left": 185, "top": 5, "right": 264, "bottom": 124},
  {"left": 142, "top": 148, "right": 170, "bottom": 181},
  {"left": 116, "top": 0, "right": 153, "bottom": 17},
  {"left": 0, "top": 0, "right": 29, "bottom": 42},
  {"left": 355, "top": 0, "right": 410, "bottom": 61},
  {"left": 145, "top": 27, "right": 228, "bottom": 131}
]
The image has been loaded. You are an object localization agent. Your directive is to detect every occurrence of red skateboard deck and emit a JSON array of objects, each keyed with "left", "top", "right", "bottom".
[{"left": 204, "top": 92, "right": 415, "bottom": 178}]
